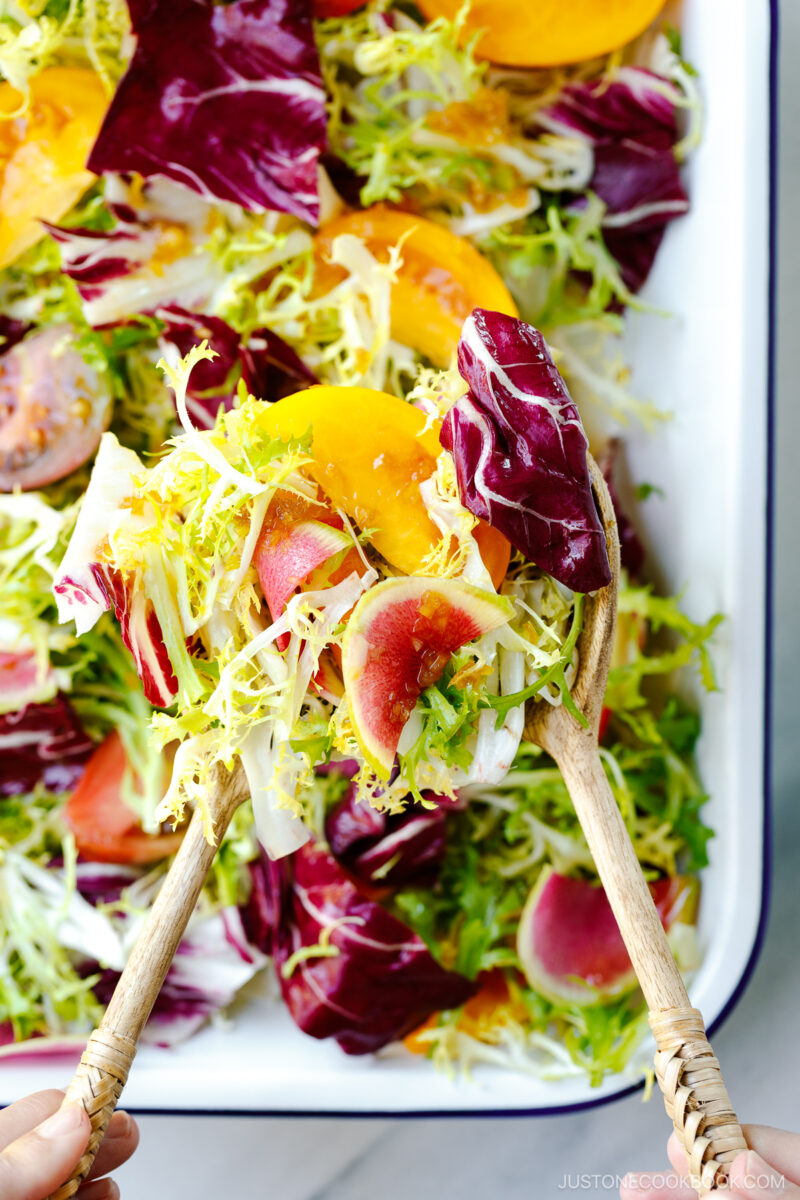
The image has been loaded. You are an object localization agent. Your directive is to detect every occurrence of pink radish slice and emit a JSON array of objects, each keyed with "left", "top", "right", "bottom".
[{"left": 517, "top": 867, "right": 690, "bottom": 1006}]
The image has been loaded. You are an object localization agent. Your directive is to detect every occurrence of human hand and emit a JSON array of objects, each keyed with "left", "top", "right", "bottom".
[
  {"left": 620, "top": 1125, "right": 800, "bottom": 1198},
  {"left": 0, "top": 1090, "right": 139, "bottom": 1200}
]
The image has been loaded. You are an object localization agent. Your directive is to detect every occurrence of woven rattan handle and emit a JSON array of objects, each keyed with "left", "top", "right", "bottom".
[
  {"left": 649, "top": 1007, "right": 747, "bottom": 1195},
  {"left": 48, "top": 761, "right": 247, "bottom": 1200},
  {"left": 50, "top": 1030, "right": 137, "bottom": 1200}
]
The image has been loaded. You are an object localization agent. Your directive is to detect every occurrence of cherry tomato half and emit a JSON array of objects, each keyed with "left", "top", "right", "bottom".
[{"left": 64, "top": 732, "right": 183, "bottom": 865}]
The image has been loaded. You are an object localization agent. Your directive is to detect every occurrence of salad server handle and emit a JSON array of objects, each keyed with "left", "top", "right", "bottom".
[
  {"left": 552, "top": 727, "right": 747, "bottom": 1196},
  {"left": 48, "top": 761, "right": 248, "bottom": 1200}
]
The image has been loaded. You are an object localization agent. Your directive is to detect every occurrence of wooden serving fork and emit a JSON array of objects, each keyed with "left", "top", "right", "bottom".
[
  {"left": 523, "top": 457, "right": 746, "bottom": 1195},
  {"left": 49, "top": 457, "right": 745, "bottom": 1199}
]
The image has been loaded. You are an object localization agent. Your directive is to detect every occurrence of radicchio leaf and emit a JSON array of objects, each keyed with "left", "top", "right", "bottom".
[
  {"left": 53, "top": 433, "right": 178, "bottom": 707},
  {"left": 442, "top": 309, "right": 611, "bottom": 593},
  {"left": 0, "top": 696, "right": 93, "bottom": 796},
  {"left": 0, "top": 316, "right": 32, "bottom": 355},
  {"left": 536, "top": 68, "right": 689, "bottom": 292},
  {"left": 262, "top": 841, "right": 477, "bottom": 1054},
  {"left": 326, "top": 786, "right": 448, "bottom": 887},
  {"left": 44, "top": 177, "right": 218, "bottom": 329},
  {"left": 88, "top": 908, "right": 267, "bottom": 1047},
  {"left": 157, "top": 307, "right": 317, "bottom": 429},
  {"left": 75, "top": 861, "right": 143, "bottom": 906},
  {"left": 89, "top": 563, "right": 178, "bottom": 707},
  {"left": 87, "top": 0, "right": 327, "bottom": 224}
]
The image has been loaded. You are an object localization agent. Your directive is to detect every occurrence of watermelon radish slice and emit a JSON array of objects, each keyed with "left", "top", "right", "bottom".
[
  {"left": 517, "top": 868, "right": 692, "bottom": 1005},
  {"left": 255, "top": 518, "right": 351, "bottom": 622},
  {"left": 0, "top": 650, "right": 55, "bottom": 711},
  {"left": 342, "top": 577, "right": 513, "bottom": 778}
]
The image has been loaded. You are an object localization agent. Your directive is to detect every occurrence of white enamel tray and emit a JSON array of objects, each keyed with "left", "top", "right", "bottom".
[{"left": 0, "top": 0, "right": 774, "bottom": 1116}]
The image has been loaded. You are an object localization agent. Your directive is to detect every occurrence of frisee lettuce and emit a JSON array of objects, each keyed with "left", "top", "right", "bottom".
[
  {"left": 390, "top": 571, "right": 716, "bottom": 1084},
  {"left": 0, "top": 0, "right": 130, "bottom": 98},
  {"left": 0, "top": 489, "right": 165, "bottom": 829},
  {"left": 318, "top": 5, "right": 590, "bottom": 222}
]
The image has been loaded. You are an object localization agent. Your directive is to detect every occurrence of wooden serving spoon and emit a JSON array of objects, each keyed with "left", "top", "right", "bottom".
[
  {"left": 49, "top": 457, "right": 745, "bottom": 1200},
  {"left": 523, "top": 457, "right": 746, "bottom": 1196}
]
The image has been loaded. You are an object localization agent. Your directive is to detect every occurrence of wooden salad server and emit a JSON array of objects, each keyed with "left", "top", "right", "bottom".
[
  {"left": 47, "top": 762, "right": 250, "bottom": 1200},
  {"left": 49, "top": 457, "right": 744, "bottom": 1200},
  {"left": 523, "top": 457, "right": 746, "bottom": 1196}
]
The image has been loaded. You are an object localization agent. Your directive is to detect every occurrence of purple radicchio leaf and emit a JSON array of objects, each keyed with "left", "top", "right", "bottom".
[
  {"left": 441, "top": 308, "right": 611, "bottom": 593},
  {"left": 537, "top": 67, "right": 689, "bottom": 292},
  {"left": 0, "top": 316, "right": 32, "bottom": 355},
  {"left": 87, "top": 0, "right": 327, "bottom": 224},
  {"left": 43, "top": 176, "right": 219, "bottom": 329},
  {"left": 75, "top": 861, "right": 144, "bottom": 906},
  {"left": 264, "top": 840, "right": 477, "bottom": 1055},
  {"left": 0, "top": 696, "right": 93, "bottom": 797},
  {"left": 90, "top": 564, "right": 178, "bottom": 707},
  {"left": 325, "top": 786, "right": 449, "bottom": 887},
  {"left": 157, "top": 306, "right": 317, "bottom": 429},
  {"left": 88, "top": 908, "right": 267, "bottom": 1048},
  {"left": 597, "top": 439, "right": 645, "bottom": 578}
]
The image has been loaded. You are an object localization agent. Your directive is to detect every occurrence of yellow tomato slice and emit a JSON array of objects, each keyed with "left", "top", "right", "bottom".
[
  {"left": 416, "top": 0, "right": 668, "bottom": 67},
  {"left": 258, "top": 385, "right": 510, "bottom": 584},
  {"left": 0, "top": 68, "right": 109, "bottom": 269},
  {"left": 314, "top": 206, "right": 517, "bottom": 367}
]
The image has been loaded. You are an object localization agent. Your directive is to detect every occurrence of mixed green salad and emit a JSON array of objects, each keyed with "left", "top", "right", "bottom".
[{"left": 0, "top": 0, "right": 717, "bottom": 1086}]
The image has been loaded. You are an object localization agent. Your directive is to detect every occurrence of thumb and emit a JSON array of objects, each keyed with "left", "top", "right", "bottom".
[
  {"left": 728, "top": 1149, "right": 800, "bottom": 1198},
  {"left": 0, "top": 1102, "right": 90, "bottom": 1200}
]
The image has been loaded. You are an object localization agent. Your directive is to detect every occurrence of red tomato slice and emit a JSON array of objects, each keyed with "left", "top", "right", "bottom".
[{"left": 64, "top": 732, "right": 183, "bottom": 864}]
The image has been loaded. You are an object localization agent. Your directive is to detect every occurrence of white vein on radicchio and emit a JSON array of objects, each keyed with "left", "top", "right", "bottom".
[
  {"left": 248, "top": 841, "right": 476, "bottom": 1054},
  {"left": 535, "top": 68, "right": 689, "bottom": 292},
  {"left": 43, "top": 177, "right": 221, "bottom": 329},
  {"left": 87, "top": 0, "right": 327, "bottom": 223},
  {"left": 157, "top": 307, "right": 317, "bottom": 429},
  {"left": 441, "top": 309, "right": 611, "bottom": 594}
]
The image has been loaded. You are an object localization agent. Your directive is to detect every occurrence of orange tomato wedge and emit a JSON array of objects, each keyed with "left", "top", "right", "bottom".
[
  {"left": 314, "top": 206, "right": 517, "bottom": 367},
  {"left": 416, "top": 0, "right": 668, "bottom": 67},
  {"left": 257, "top": 385, "right": 510, "bottom": 586},
  {"left": 0, "top": 68, "right": 109, "bottom": 269}
]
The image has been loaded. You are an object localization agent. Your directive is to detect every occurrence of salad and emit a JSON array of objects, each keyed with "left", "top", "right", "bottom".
[{"left": 0, "top": 0, "right": 718, "bottom": 1087}]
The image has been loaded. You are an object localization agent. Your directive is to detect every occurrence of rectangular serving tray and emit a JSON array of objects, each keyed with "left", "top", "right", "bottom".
[{"left": 0, "top": 0, "right": 775, "bottom": 1116}]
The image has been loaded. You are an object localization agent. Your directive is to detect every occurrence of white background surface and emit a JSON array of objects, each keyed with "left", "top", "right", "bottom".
[{"left": 107, "top": 3, "right": 800, "bottom": 1194}]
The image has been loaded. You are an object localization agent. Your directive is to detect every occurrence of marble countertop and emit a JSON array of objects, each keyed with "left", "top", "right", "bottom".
[{"left": 114, "top": 5, "right": 800, "bottom": 1194}]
